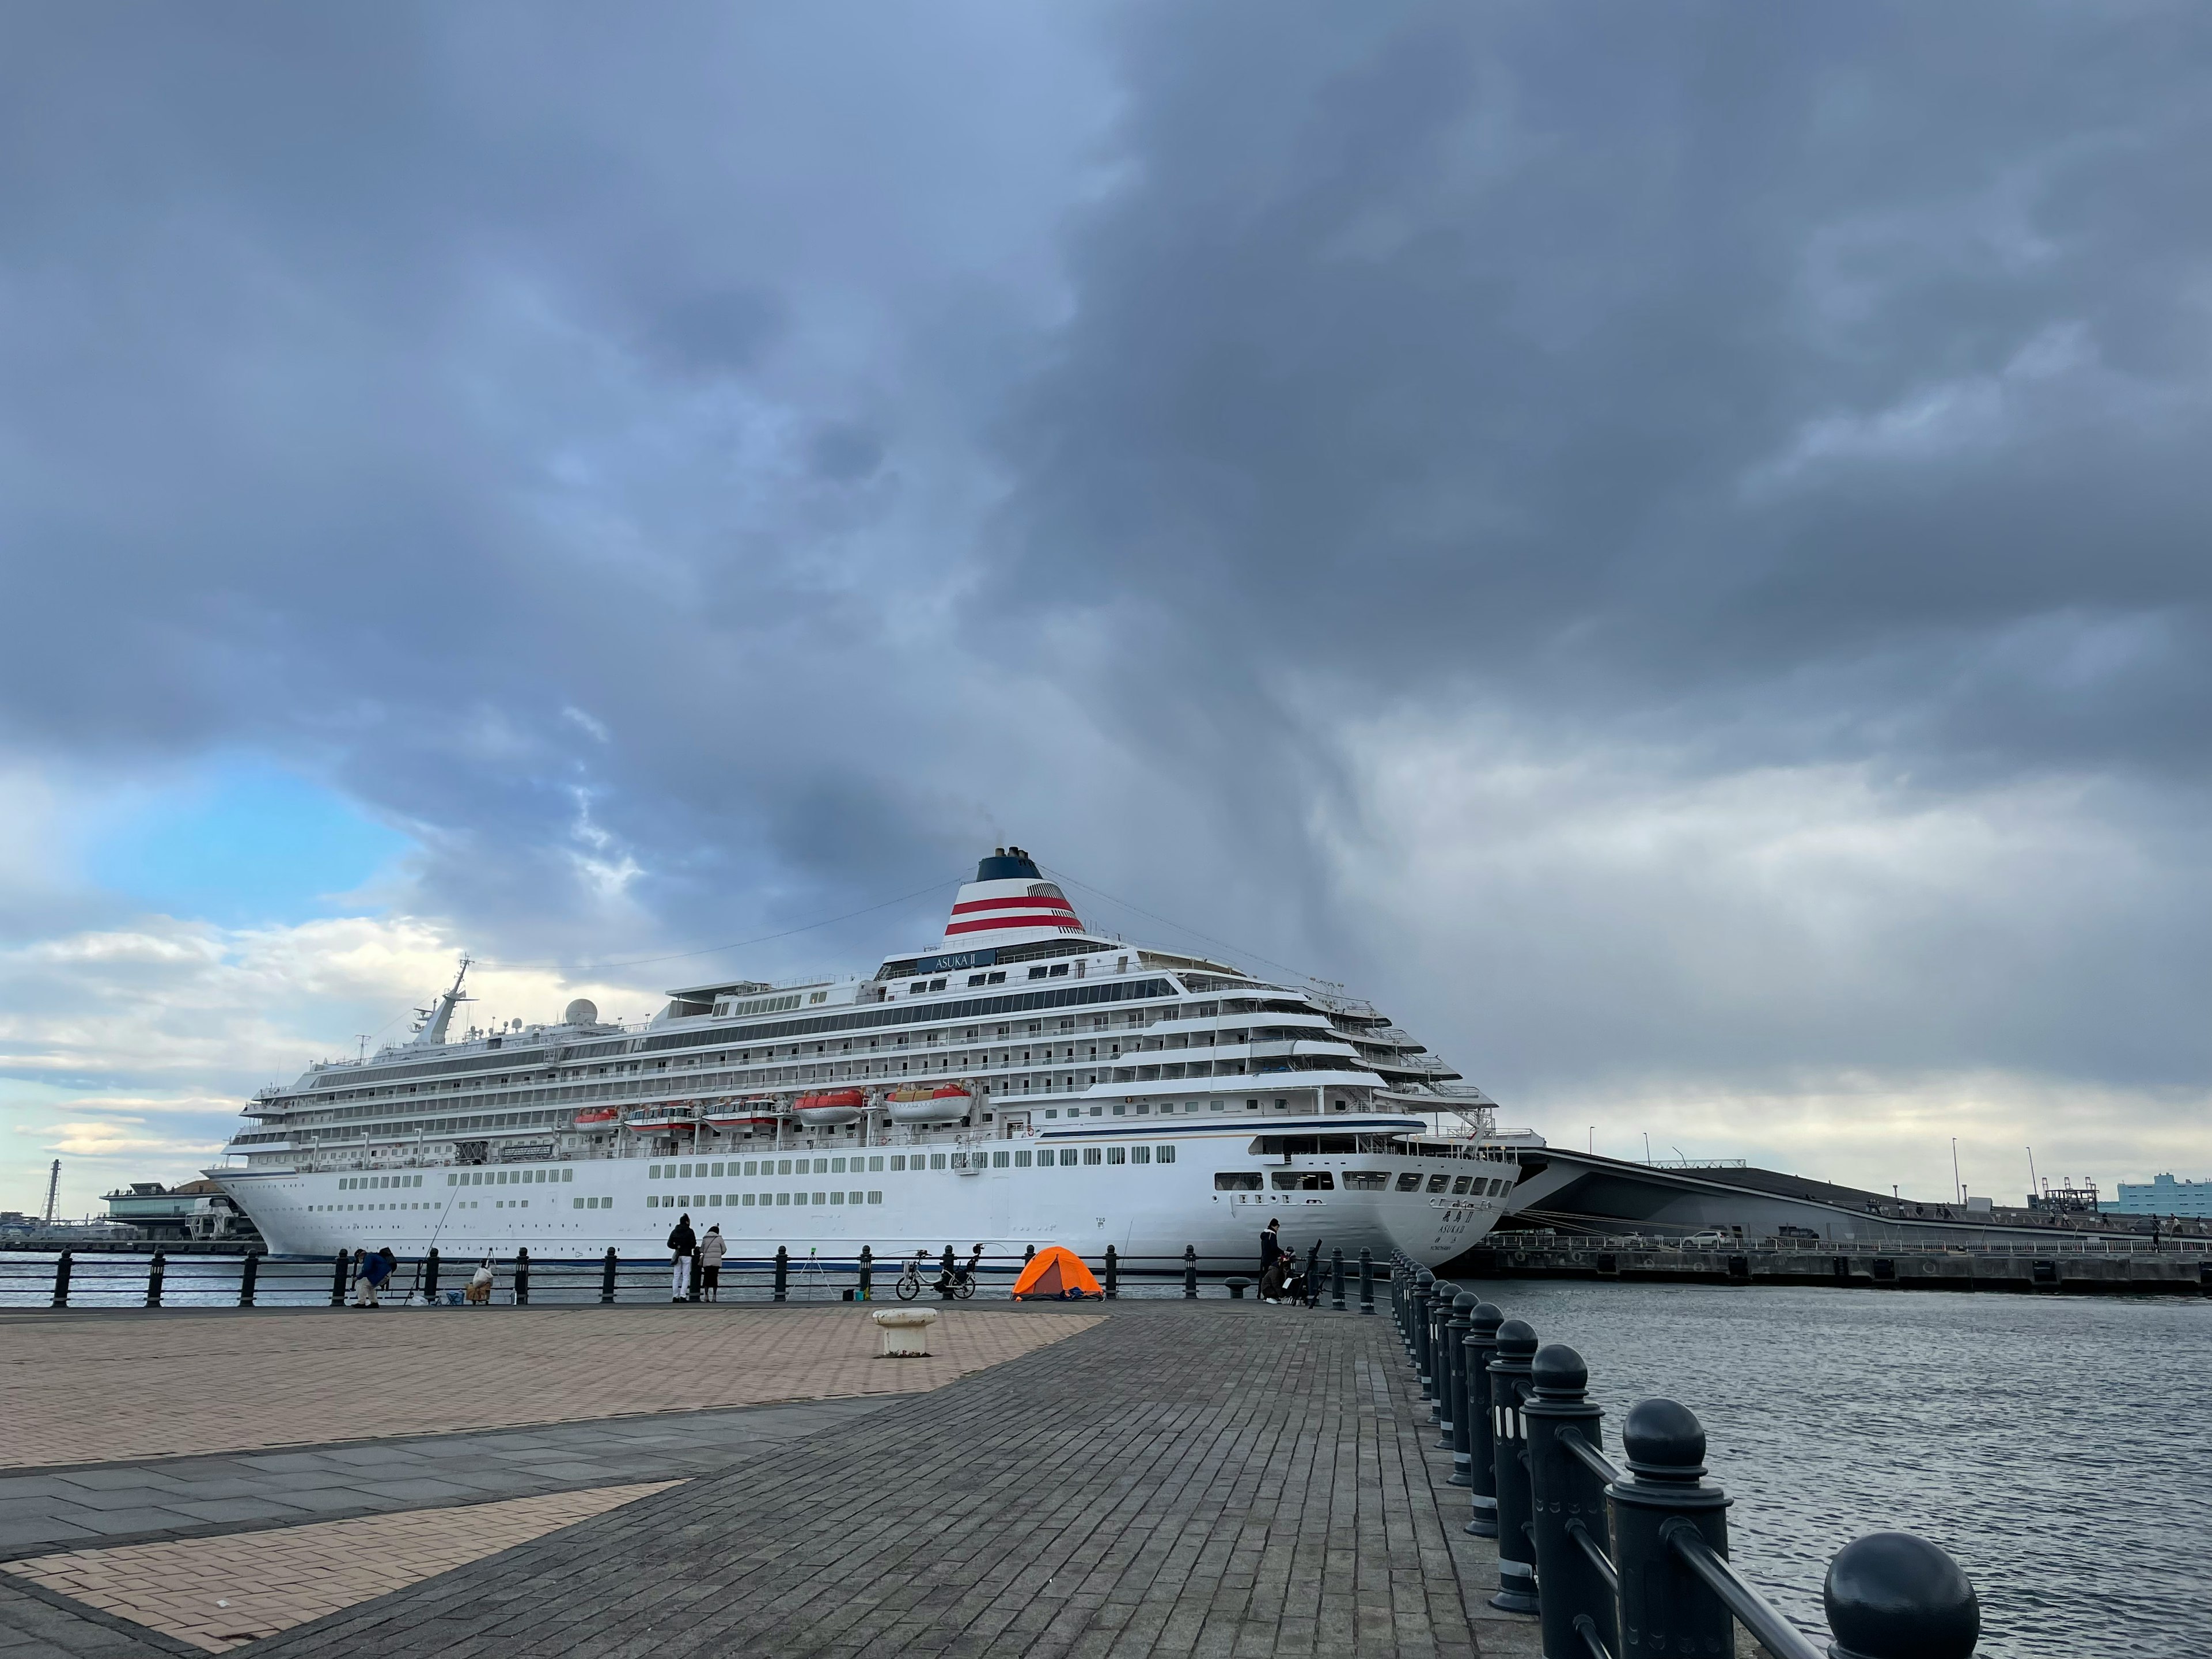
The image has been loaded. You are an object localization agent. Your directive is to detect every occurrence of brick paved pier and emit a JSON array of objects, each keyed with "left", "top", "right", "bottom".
[{"left": 1, "top": 1301, "right": 1539, "bottom": 1657}]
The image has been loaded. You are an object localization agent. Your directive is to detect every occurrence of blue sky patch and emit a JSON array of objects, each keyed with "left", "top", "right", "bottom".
[{"left": 86, "top": 762, "right": 414, "bottom": 927}]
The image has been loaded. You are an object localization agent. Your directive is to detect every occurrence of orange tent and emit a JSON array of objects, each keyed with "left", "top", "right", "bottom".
[{"left": 1010, "top": 1245, "right": 1103, "bottom": 1300}]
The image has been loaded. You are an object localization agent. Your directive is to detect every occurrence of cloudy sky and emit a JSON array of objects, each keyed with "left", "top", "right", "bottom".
[{"left": 4, "top": 2, "right": 2209, "bottom": 1218}]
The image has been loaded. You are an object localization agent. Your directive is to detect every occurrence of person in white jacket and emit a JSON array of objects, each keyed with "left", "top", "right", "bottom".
[{"left": 698, "top": 1225, "right": 728, "bottom": 1301}]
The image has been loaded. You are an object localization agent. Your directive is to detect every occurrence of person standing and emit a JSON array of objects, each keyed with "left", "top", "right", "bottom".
[
  {"left": 1259, "top": 1218, "right": 1282, "bottom": 1281},
  {"left": 698, "top": 1225, "right": 726, "bottom": 1302},
  {"left": 667, "top": 1213, "right": 698, "bottom": 1301}
]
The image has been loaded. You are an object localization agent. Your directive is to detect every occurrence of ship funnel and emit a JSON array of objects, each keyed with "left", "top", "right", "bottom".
[{"left": 941, "top": 848, "right": 1083, "bottom": 948}]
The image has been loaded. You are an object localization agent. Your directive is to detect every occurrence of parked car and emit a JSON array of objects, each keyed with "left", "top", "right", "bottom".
[
  {"left": 1775, "top": 1224, "right": 1820, "bottom": 1242},
  {"left": 1681, "top": 1229, "right": 1733, "bottom": 1248}
]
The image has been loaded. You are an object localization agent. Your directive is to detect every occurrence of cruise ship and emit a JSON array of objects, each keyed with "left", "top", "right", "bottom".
[{"left": 213, "top": 851, "right": 1513, "bottom": 1271}]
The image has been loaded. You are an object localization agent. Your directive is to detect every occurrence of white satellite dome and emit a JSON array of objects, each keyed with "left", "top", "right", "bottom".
[{"left": 563, "top": 998, "right": 599, "bottom": 1026}]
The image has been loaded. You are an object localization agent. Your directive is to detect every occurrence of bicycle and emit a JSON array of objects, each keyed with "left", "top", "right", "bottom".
[{"left": 894, "top": 1251, "right": 978, "bottom": 1301}]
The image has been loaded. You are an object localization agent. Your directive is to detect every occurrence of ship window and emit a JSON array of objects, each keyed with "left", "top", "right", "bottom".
[
  {"left": 1247, "top": 1100, "right": 1259, "bottom": 1111},
  {"left": 992, "top": 1150, "right": 1009, "bottom": 1167},
  {"left": 742, "top": 1193, "right": 755, "bottom": 1206},
  {"left": 711, "top": 1162, "right": 726, "bottom": 1177},
  {"left": 930, "top": 1154, "right": 948, "bottom": 1170},
  {"left": 1107, "top": 1147, "right": 1126, "bottom": 1165},
  {"left": 1082, "top": 1147, "right": 1103, "bottom": 1165},
  {"left": 1396, "top": 1172, "right": 1423, "bottom": 1192},
  {"left": 1112, "top": 1103, "right": 1126, "bottom": 1116},
  {"left": 831, "top": 1191, "right": 846, "bottom": 1205},
  {"left": 890, "top": 1156, "right": 906, "bottom": 1171},
  {"left": 777, "top": 1160, "right": 793, "bottom": 1175},
  {"left": 869, "top": 1190, "right": 884, "bottom": 1203},
  {"left": 649, "top": 1164, "right": 661, "bottom": 1179},
  {"left": 573, "top": 1197, "right": 584, "bottom": 1210},
  {"left": 814, "top": 1158, "right": 829, "bottom": 1173},
  {"left": 831, "top": 1157, "right": 846, "bottom": 1173},
  {"left": 1132, "top": 1146, "right": 1152, "bottom": 1164},
  {"left": 743, "top": 1161, "right": 758, "bottom": 1176},
  {"left": 446, "top": 1175, "right": 456, "bottom": 1186},
  {"left": 810, "top": 1191, "right": 825, "bottom": 1205},
  {"left": 868, "top": 1156, "right": 884, "bottom": 1171},
  {"left": 1029, "top": 967, "right": 1048, "bottom": 980},
  {"left": 679, "top": 1163, "right": 692, "bottom": 1179},
  {"left": 988, "top": 972, "right": 1005, "bottom": 983},
  {"left": 1133, "top": 1103, "right": 1148, "bottom": 1115},
  {"left": 562, "top": 1168, "right": 572, "bottom": 1182},
  {"left": 1059, "top": 1149, "right": 1079, "bottom": 1166},
  {"left": 1015, "top": 1150, "right": 1033, "bottom": 1167},
  {"left": 1344, "top": 1172, "right": 1387, "bottom": 1190},
  {"left": 1044, "top": 1109, "right": 1056, "bottom": 1119},
  {"left": 1049, "top": 964, "right": 1068, "bottom": 977},
  {"left": 1272, "top": 1171, "right": 1334, "bottom": 1191},
  {"left": 1452, "top": 1176, "right": 1473, "bottom": 1195},
  {"left": 1427, "top": 1174, "right": 1449, "bottom": 1194},
  {"left": 1158, "top": 1145, "right": 1176, "bottom": 1163},
  {"left": 710, "top": 1194, "right": 724, "bottom": 1206},
  {"left": 775, "top": 1192, "right": 790, "bottom": 1206},
  {"left": 1214, "top": 1172, "right": 1261, "bottom": 1191}
]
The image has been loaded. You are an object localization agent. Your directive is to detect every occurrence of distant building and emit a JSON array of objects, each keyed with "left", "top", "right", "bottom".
[
  {"left": 102, "top": 1179, "right": 262, "bottom": 1242},
  {"left": 2103, "top": 1174, "right": 2212, "bottom": 1218}
]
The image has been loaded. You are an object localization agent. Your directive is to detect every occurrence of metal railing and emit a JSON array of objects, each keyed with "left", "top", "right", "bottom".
[
  {"left": 1390, "top": 1253, "right": 1981, "bottom": 1659},
  {"left": 1491, "top": 1228, "right": 2212, "bottom": 1259},
  {"left": 1, "top": 1242, "right": 1382, "bottom": 1310}
]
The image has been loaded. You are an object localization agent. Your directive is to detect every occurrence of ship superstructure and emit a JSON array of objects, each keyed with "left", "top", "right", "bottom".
[{"left": 214, "top": 850, "right": 1512, "bottom": 1269}]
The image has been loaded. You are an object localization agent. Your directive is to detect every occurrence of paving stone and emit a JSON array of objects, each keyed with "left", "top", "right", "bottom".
[{"left": 211, "top": 1304, "right": 1505, "bottom": 1658}]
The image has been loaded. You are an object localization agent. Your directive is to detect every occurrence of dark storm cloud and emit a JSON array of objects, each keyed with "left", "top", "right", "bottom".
[
  {"left": 996, "top": 1, "right": 2212, "bottom": 783},
  {"left": 0, "top": 2, "right": 1114, "bottom": 957},
  {"left": 2, "top": 0, "right": 2210, "bottom": 1169}
]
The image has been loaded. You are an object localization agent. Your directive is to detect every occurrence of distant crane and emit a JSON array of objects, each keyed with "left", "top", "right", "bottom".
[{"left": 42, "top": 1158, "right": 60, "bottom": 1225}]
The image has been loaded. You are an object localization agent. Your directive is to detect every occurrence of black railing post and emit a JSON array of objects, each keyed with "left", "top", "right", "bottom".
[
  {"left": 1525, "top": 1343, "right": 1618, "bottom": 1659},
  {"left": 687, "top": 1243, "right": 702, "bottom": 1303},
  {"left": 774, "top": 1245, "right": 788, "bottom": 1302},
  {"left": 1331, "top": 1247, "right": 1346, "bottom": 1311},
  {"left": 1105, "top": 1244, "right": 1118, "bottom": 1300},
  {"left": 1434, "top": 1286, "right": 1461, "bottom": 1444},
  {"left": 601, "top": 1247, "right": 618, "bottom": 1304},
  {"left": 145, "top": 1249, "right": 166, "bottom": 1308},
  {"left": 50, "top": 1248, "right": 72, "bottom": 1308},
  {"left": 1446, "top": 1293, "right": 1476, "bottom": 1481},
  {"left": 423, "top": 1248, "right": 440, "bottom": 1305},
  {"left": 1824, "top": 1533, "right": 1980, "bottom": 1659},
  {"left": 1412, "top": 1270, "right": 1435, "bottom": 1399},
  {"left": 514, "top": 1248, "right": 530, "bottom": 1306},
  {"left": 859, "top": 1245, "right": 873, "bottom": 1302},
  {"left": 238, "top": 1251, "right": 260, "bottom": 1308},
  {"left": 331, "top": 1250, "right": 350, "bottom": 1307},
  {"left": 1358, "top": 1247, "right": 1374, "bottom": 1314},
  {"left": 1463, "top": 1301, "right": 1505, "bottom": 1536},
  {"left": 1607, "top": 1399, "right": 1732, "bottom": 1658},
  {"left": 1184, "top": 1244, "right": 1198, "bottom": 1299},
  {"left": 1487, "top": 1318, "right": 1541, "bottom": 1612},
  {"left": 1430, "top": 1279, "right": 1457, "bottom": 1425}
]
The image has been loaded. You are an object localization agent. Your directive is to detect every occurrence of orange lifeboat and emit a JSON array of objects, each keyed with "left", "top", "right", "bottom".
[
  {"left": 574, "top": 1106, "right": 620, "bottom": 1129},
  {"left": 794, "top": 1088, "right": 865, "bottom": 1127}
]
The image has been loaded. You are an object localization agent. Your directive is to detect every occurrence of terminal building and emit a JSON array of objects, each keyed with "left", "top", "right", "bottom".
[{"left": 2103, "top": 1174, "right": 2212, "bottom": 1218}]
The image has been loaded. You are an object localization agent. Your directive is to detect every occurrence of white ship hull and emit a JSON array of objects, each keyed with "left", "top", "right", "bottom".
[{"left": 218, "top": 1114, "right": 1511, "bottom": 1271}]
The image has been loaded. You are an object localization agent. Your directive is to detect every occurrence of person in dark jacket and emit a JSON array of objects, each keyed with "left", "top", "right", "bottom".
[
  {"left": 354, "top": 1246, "right": 397, "bottom": 1308},
  {"left": 667, "top": 1214, "right": 698, "bottom": 1301},
  {"left": 1259, "top": 1219, "right": 1282, "bottom": 1279}
]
